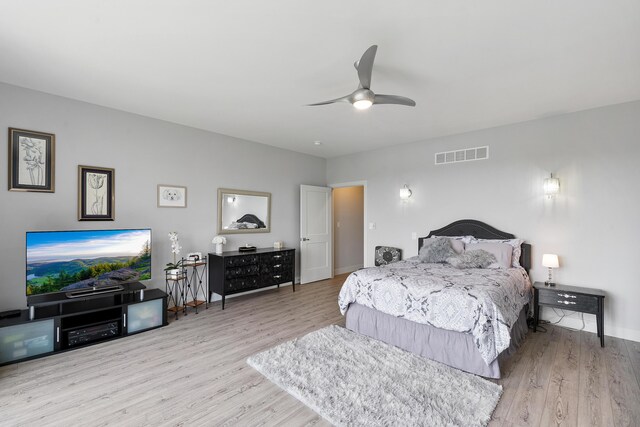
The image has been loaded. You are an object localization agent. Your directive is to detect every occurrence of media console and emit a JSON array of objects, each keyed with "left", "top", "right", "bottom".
[{"left": 0, "top": 282, "right": 167, "bottom": 366}]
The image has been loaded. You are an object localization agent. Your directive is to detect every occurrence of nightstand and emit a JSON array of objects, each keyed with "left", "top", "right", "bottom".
[{"left": 533, "top": 282, "right": 606, "bottom": 347}]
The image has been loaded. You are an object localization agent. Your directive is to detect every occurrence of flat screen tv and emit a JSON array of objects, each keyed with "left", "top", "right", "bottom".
[{"left": 26, "top": 229, "right": 151, "bottom": 298}]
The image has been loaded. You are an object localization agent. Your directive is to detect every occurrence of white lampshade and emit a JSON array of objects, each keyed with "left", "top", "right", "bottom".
[{"left": 542, "top": 253, "right": 559, "bottom": 268}]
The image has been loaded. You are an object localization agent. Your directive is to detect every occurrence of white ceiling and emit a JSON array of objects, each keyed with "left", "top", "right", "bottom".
[{"left": 1, "top": 1, "right": 639, "bottom": 158}]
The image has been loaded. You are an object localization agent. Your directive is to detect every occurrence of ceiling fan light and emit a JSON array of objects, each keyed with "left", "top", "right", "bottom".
[{"left": 353, "top": 99, "right": 373, "bottom": 110}]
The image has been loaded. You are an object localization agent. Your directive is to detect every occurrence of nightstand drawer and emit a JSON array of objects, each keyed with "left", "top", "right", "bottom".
[{"left": 538, "top": 290, "right": 598, "bottom": 313}]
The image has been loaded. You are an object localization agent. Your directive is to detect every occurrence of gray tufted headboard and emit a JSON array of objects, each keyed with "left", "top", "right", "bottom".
[{"left": 418, "top": 219, "right": 531, "bottom": 272}]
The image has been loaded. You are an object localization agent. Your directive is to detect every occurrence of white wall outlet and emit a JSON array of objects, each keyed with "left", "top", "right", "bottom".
[
  {"left": 336, "top": 221, "right": 341, "bottom": 228},
  {"left": 369, "top": 222, "right": 376, "bottom": 230},
  {"left": 411, "top": 232, "right": 417, "bottom": 240}
]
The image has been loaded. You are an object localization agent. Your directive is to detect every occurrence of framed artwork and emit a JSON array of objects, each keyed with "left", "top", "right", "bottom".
[
  {"left": 8, "top": 128, "right": 55, "bottom": 192},
  {"left": 78, "top": 165, "right": 115, "bottom": 221},
  {"left": 157, "top": 184, "right": 187, "bottom": 208}
]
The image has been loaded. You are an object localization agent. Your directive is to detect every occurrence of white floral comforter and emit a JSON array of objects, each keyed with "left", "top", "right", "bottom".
[{"left": 338, "top": 258, "right": 532, "bottom": 364}]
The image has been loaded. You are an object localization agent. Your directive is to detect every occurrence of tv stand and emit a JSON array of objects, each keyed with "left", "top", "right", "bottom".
[
  {"left": 0, "top": 283, "right": 167, "bottom": 366},
  {"left": 66, "top": 285, "right": 124, "bottom": 299}
]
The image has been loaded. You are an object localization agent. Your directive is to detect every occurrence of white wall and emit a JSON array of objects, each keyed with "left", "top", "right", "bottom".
[
  {"left": 0, "top": 83, "right": 326, "bottom": 310},
  {"left": 327, "top": 101, "right": 640, "bottom": 342},
  {"left": 333, "top": 186, "right": 364, "bottom": 274}
]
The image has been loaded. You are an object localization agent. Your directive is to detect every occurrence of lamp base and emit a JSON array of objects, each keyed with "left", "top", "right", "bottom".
[{"left": 544, "top": 281, "right": 556, "bottom": 287}]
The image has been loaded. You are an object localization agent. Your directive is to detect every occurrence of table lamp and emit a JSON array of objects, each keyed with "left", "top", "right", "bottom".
[{"left": 542, "top": 254, "right": 559, "bottom": 286}]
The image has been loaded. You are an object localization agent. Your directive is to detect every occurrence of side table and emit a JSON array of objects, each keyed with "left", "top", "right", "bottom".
[{"left": 533, "top": 281, "right": 605, "bottom": 347}]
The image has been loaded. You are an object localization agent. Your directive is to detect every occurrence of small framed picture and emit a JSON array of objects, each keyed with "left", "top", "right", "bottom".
[
  {"left": 78, "top": 165, "right": 115, "bottom": 221},
  {"left": 8, "top": 128, "right": 55, "bottom": 192},
  {"left": 157, "top": 184, "right": 187, "bottom": 208}
]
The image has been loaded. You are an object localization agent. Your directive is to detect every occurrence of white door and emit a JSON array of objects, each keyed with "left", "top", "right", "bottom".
[{"left": 300, "top": 185, "right": 333, "bottom": 284}]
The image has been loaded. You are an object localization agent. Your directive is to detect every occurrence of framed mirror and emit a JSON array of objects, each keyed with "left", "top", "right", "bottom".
[{"left": 217, "top": 188, "right": 271, "bottom": 234}]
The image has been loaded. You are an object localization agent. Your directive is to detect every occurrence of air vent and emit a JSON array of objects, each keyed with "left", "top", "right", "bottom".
[{"left": 435, "top": 146, "right": 489, "bottom": 165}]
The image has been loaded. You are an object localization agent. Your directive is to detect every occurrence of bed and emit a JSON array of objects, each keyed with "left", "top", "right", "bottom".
[{"left": 339, "top": 219, "right": 532, "bottom": 378}]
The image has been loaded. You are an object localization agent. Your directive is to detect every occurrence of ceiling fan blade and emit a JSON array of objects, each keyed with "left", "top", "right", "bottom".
[
  {"left": 356, "top": 45, "right": 378, "bottom": 89},
  {"left": 373, "top": 94, "right": 416, "bottom": 107},
  {"left": 306, "top": 95, "right": 351, "bottom": 106}
]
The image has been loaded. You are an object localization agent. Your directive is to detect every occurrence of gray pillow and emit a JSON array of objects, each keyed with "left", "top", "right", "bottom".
[
  {"left": 419, "top": 237, "right": 456, "bottom": 263},
  {"left": 428, "top": 236, "right": 464, "bottom": 254},
  {"left": 465, "top": 242, "right": 513, "bottom": 269},
  {"left": 447, "top": 250, "right": 497, "bottom": 269}
]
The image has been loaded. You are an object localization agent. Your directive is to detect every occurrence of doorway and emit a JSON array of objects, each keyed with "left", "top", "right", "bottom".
[{"left": 332, "top": 185, "right": 365, "bottom": 275}]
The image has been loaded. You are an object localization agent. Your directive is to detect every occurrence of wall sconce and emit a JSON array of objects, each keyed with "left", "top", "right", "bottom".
[
  {"left": 543, "top": 174, "right": 560, "bottom": 199},
  {"left": 399, "top": 184, "right": 412, "bottom": 200}
]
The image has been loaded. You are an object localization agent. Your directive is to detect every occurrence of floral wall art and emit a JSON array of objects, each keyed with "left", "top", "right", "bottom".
[
  {"left": 78, "top": 165, "right": 114, "bottom": 221},
  {"left": 8, "top": 128, "right": 55, "bottom": 192}
]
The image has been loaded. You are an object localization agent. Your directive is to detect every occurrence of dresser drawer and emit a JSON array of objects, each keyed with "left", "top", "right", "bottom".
[
  {"left": 225, "top": 264, "right": 260, "bottom": 279},
  {"left": 225, "top": 255, "right": 259, "bottom": 267},
  {"left": 263, "top": 271, "right": 292, "bottom": 286},
  {"left": 262, "top": 251, "right": 293, "bottom": 263},
  {"left": 261, "top": 261, "right": 291, "bottom": 274},
  {"left": 538, "top": 290, "right": 598, "bottom": 313},
  {"left": 226, "top": 276, "right": 260, "bottom": 292}
]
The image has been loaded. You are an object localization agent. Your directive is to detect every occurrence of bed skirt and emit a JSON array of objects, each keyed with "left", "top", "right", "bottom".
[{"left": 344, "top": 303, "right": 529, "bottom": 379}]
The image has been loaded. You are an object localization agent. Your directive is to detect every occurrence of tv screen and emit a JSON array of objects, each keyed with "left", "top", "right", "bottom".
[{"left": 26, "top": 229, "right": 151, "bottom": 297}]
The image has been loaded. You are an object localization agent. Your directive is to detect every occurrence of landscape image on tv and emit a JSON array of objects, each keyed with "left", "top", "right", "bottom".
[{"left": 26, "top": 229, "right": 151, "bottom": 296}]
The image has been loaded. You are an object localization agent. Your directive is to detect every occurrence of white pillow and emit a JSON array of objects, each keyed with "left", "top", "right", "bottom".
[
  {"left": 465, "top": 242, "right": 513, "bottom": 269},
  {"left": 469, "top": 238, "right": 524, "bottom": 268}
]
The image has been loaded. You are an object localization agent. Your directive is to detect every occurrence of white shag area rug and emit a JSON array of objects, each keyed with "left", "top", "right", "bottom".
[{"left": 247, "top": 325, "right": 502, "bottom": 427}]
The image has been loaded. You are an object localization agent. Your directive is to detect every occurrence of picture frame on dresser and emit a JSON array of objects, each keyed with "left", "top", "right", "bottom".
[
  {"left": 8, "top": 128, "right": 55, "bottom": 192},
  {"left": 78, "top": 165, "right": 115, "bottom": 221}
]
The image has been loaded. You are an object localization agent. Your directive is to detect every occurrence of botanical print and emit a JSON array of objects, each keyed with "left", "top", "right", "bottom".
[
  {"left": 18, "top": 136, "right": 47, "bottom": 186},
  {"left": 86, "top": 172, "right": 108, "bottom": 215},
  {"left": 9, "top": 128, "right": 54, "bottom": 192}
]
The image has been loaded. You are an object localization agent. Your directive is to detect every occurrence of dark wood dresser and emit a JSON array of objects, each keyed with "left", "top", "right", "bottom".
[{"left": 208, "top": 248, "right": 295, "bottom": 309}]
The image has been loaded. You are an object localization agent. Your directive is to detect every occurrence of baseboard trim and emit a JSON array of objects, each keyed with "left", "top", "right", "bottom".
[
  {"left": 334, "top": 264, "right": 363, "bottom": 275},
  {"left": 540, "top": 306, "right": 640, "bottom": 343}
]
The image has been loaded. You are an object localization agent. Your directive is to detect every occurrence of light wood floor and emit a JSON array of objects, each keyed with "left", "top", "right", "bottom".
[{"left": 1, "top": 274, "right": 639, "bottom": 426}]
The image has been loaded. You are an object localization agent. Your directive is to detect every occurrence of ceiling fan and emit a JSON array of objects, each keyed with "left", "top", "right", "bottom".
[{"left": 308, "top": 45, "right": 416, "bottom": 110}]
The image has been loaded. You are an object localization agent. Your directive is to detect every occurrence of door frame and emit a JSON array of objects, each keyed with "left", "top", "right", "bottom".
[{"left": 329, "top": 180, "right": 368, "bottom": 273}]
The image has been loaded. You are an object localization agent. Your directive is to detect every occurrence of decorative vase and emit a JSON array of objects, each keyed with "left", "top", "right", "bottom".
[
  {"left": 215, "top": 243, "right": 223, "bottom": 254},
  {"left": 167, "top": 268, "right": 180, "bottom": 279}
]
